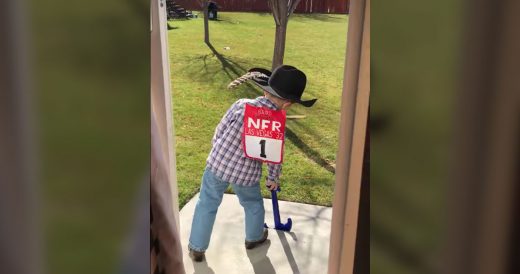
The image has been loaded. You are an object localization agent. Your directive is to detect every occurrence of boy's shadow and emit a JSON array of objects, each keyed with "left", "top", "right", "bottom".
[
  {"left": 191, "top": 259, "right": 215, "bottom": 274},
  {"left": 246, "top": 240, "right": 276, "bottom": 274}
]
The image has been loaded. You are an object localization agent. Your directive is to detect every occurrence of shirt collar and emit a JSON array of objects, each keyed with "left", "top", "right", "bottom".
[{"left": 256, "top": 96, "right": 279, "bottom": 110}]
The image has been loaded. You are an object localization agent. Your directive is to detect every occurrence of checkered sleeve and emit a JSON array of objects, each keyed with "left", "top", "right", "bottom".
[
  {"left": 212, "top": 100, "right": 241, "bottom": 146},
  {"left": 267, "top": 163, "right": 282, "bottom": 184}
]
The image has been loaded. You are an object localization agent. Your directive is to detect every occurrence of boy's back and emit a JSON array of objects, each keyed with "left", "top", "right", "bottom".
[{"left": 207, "top": 96, "right": 282, "bottom": 187}]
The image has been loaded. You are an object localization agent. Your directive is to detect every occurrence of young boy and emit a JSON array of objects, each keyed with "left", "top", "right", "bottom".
[{"left": 188, "top": 65, "right": 317, "bottom": 262}]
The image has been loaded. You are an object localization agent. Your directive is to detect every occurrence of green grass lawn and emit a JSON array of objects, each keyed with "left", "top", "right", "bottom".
[{"left": 168, "top": 12, "right": 348, "bottom": 208}]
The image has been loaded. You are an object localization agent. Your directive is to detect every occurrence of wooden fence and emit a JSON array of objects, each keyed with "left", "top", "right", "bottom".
[{"left": 174, "top": 0, "right": 350, "bottom": 14}]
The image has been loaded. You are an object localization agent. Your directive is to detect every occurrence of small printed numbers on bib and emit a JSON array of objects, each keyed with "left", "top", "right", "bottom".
[{"left": 242, "top": 104, "right": 286, "bottom": 164}]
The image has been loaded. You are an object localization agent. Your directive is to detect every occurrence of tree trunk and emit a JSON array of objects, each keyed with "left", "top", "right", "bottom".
[
  {"left": 203, "top": 1, "right": 209, "bottom": 44},
  {"left": 272, "top": 21, "right": 288, "bottom": 70}
]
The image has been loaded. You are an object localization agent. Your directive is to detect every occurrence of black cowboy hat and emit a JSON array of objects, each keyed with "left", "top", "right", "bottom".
[{"left": 248, "top": 65, "right": 317, "bottom": 107}]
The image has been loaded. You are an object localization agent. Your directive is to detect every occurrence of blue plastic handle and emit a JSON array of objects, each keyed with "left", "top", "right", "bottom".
[{"left": 264, "top": 186, "right": 292, "bottom": 231}]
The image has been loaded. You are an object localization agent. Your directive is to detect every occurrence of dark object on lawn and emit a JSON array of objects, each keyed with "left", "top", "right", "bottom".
[
  {"left": 208, "top": 1, "right": 218, "bottom": 20},
  {"left": 166, "top": 0, "right": 193, "bottom": 20},
  {"left": 264, "top": 187, "right": 292, "bottom": 232}
]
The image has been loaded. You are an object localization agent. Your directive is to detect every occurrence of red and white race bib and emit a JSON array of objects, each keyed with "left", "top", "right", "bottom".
[{"left": 242, "top": 104, "right": 286, "bottom": 164}]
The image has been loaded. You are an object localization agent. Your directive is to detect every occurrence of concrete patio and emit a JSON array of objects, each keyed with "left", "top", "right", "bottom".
[{"left": 179, "top": 193, "right": 332, "bottom": 274}]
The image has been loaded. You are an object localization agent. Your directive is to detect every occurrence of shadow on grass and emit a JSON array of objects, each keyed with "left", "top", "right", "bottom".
[
  {"left": 287, "top": 117, "right": 337, "bottom": 153},
  {"left": 212, "top": 16, "right": 241, "bottom": 24},
  {"left": 286, "top": 127, "right": 336, "bottom": 174},
  {"left": 182, "top": 42, "right": 269, "bottom": 98},
  {"left": 206, "top": 42, "right": 246, "bottom": 79},
  {"left": 167, "top": 23, "right": 179, "bottom": 30}
]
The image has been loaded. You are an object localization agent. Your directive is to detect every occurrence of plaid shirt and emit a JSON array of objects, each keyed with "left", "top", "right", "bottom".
[{"left": 206, "top": 96, "right": 283, "bottom": 186}]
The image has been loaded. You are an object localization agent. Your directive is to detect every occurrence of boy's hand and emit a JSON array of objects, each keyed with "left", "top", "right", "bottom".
[{"left": 266, "top": 181, "right": 279, "bottom": 191}]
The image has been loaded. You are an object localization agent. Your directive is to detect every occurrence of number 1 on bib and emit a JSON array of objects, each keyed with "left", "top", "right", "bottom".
[{"left": 259, "top": 139, "right": 267, "bottom": 158}]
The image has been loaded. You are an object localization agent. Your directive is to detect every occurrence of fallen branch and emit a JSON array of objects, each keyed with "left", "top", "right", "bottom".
[{"left": 286, "top": 115, "right": 306, "bottom": 119}]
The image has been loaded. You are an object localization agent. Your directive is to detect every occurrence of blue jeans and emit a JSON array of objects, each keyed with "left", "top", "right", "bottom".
[{"left": 188, "top": 168, "right": 265, "bottom": 252}]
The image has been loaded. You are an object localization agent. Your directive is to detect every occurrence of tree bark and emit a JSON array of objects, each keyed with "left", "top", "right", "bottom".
[
  {"left": 203, "top": 1, "right": 209, "bottom": 44},
  {"left": 272, "top": 21, "right": 288, "bottom": 69},
  {"left": 270, "top": 0, "right": 300, "bottom": 70}
]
